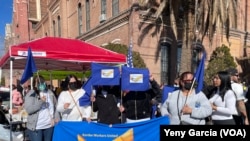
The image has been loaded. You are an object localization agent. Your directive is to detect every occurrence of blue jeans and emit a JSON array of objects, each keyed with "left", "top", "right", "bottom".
[{"left": 27, "top": 127, "right": 54, "bottom": 141}]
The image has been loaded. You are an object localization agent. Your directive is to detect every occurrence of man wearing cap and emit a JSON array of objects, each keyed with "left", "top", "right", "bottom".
[{"left": 227, "top": 68, "right": 249, "bottom": 125}]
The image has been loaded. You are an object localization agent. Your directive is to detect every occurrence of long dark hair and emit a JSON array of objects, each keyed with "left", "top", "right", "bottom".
[{"left": 216, "top": 71, "right": 232, "bottom": 101}]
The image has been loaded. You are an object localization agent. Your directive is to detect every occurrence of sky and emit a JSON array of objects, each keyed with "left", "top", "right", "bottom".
[{"left": 0, "top": 0, "right": 13, "bottom": 56}]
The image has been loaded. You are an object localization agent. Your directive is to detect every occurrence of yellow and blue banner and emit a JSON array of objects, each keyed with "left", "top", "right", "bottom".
[{"left": 53, "top": 116, "right": 169, "bottom": 141}]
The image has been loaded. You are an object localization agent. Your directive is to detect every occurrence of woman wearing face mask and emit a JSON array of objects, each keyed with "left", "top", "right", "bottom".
[
  {"left": 160, "top": 71, "right": 212, "bottom": 125},
  {"left": 57, "top": 74, "right": 91, "bottom": 121},
  {"left": 24, "top": 75, "right": 60, "bottom": 141}
]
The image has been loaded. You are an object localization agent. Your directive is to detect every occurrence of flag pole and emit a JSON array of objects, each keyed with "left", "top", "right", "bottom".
[
  {"left": 183, "top": 77, "right": 197, "bottom": 105},
  {"left": 120, "top": 89, "right": 123, "bottom": 123},
  {"left": 91, "top": 86, "right": 96, "bottom": 118},
  {"left": 181, "top": 52, "right": 205, "bottom": 121}
]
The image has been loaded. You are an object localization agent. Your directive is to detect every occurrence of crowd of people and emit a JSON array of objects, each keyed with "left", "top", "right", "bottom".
[
  {"left": 160, "top": 68, "right": 250, "bottom": 125},
  {"left": 0, "top": 67, "right": 250, "bottom": 141}
]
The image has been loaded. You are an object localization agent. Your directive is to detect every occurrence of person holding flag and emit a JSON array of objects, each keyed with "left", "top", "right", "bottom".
[
  {"left": 24, "top": 75, "right": 60, "bottom": 141},
  {"left": 20, "top": 47, "right": 59, "bottom": 141},
  {"left": 160, "top": 71, "right": 212, "bottom": 125}
]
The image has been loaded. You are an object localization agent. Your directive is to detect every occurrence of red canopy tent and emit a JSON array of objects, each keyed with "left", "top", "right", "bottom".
[
  {"left": 0, "top": 37, "right": 126, "bottom": 140},
  {"left": 0, "top": 37, "right": 126, "bottom": 71}
]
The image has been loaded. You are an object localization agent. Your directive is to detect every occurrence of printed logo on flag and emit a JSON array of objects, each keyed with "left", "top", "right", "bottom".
[
  {"left": 101, "top": 69, "right": 114, "bottom": 78},
  {"left": 130, "top": 74, "right": 143, "bottom": 83}
]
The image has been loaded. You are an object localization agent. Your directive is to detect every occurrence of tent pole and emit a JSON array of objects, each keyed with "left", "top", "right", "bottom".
[
  {"left": 50, "top": 71, "right": 52, "bottom": 89},
  {"left": 31, "top": 77, "right": 34, "bottom": 90},
  {"left": 0, "top": 68, "right": 2, "bottom": 85},
  {"left": 10, "top": 58, "right": 13, "bottom": 141}
]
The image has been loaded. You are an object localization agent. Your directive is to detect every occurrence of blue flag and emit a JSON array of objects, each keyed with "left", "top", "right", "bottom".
[
  {"left": 126, "top": 41, "right": 133, "bottom": 68},
  {"left": 194, "top": 53, "right": 206, "bottom": 93},
  {"left": 79, "top": 77, "right": 93, "bottom": 106},
  {"left": 121, "top": 66, "right": 149, "bottom": 91},
  {"left": 91, "top": 63, "right": 120, "bottom": 86},
  {"left": 162, "top": 85, "right": 179, "bottom": 104},
  {"left": 20, "top": 47, "right": 37, "bottom": 84}
]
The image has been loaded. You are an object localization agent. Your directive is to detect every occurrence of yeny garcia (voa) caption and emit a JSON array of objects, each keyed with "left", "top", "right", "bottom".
[{"left": 160, "top": 125, "right": 250, "bottom": 140}]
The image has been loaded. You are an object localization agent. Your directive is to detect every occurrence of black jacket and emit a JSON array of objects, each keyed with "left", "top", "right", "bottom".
[
  {"left": 122, "top": 79, "right": 161, "bottom": 120},
  {"left": 0, "top": 107, "right": 9, "bottom": 125},
  {"left": 93, "top": 93, "right": 120, "bottom": 124}
]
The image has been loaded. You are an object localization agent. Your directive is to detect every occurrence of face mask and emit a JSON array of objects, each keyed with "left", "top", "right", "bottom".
[
  {"left": 38, "top": 83, "right": 46, "bottom": 91},
  {"left": 69, "top": 82, "right": 78, "bottom": 91},
  {"left": 184, "top": 82, "right": 192, "bottom": 90}
]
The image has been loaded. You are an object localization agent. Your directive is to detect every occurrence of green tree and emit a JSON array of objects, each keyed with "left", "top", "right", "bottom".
[
  {"left": 205, "top": 44, "right": 237, "bottom": 85},
  {"left": 104, "top": 43, "right": 146, "bottom": 68}
]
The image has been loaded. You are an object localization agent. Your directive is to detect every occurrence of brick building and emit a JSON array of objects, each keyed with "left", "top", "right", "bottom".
[{"left": 3, "top": 0, "right": 250, "bottom": 86}]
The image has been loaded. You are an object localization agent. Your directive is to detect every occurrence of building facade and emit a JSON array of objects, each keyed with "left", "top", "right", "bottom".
[{"left": 4, "top": 0, "right": 250, "bottom": 86}]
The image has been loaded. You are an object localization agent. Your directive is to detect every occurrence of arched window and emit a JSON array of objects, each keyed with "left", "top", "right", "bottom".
[{"left": 160, "top": 37, "right": 172, "bottom": 84}]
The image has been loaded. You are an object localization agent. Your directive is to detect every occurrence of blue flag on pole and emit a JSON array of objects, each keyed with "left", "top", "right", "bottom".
[
  {"left": 20, "top": 47, "right": 37, "bottom": 84},
  {"left": 194, "top": 53, "right": 206, "bottom": 93},
  {"left": 121, "top": 66, "right": 149, "bottom": 91},
  {"left": 126, "top": 41, "right": 133, "bottom": 68},
  {"left": 91, "top": 63, "right": 120, "bottom": 86},
  {"left": 79, "top": 77, "right": 93, "bottom": 106}
]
